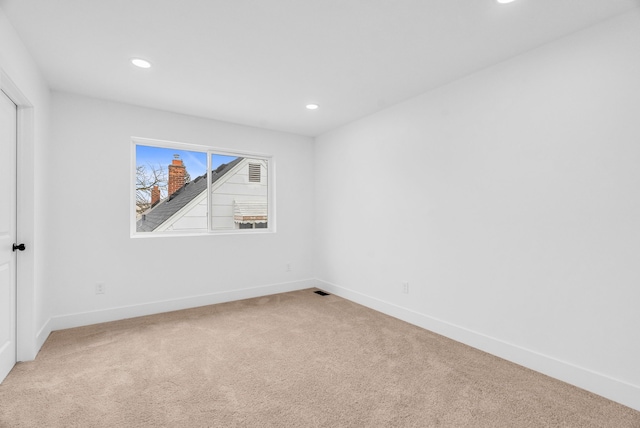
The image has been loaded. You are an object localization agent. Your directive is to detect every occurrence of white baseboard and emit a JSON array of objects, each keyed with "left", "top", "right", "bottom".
[
  {"left": 35, "top": 319, "right": 52, "bottom": 354},
  {"left": 49, "top": 278, "right": 316, "bottom": 332},
  {"left": 16, "top": 319, "right": 51, "bottom": 362},
  {"left": 315, "top": 279, "right": 640, "bottom": 412}
]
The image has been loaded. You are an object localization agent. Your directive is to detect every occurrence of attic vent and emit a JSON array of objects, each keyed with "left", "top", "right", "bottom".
[{"left": 248, "top": 163, "right": 261, "bottom": 183}]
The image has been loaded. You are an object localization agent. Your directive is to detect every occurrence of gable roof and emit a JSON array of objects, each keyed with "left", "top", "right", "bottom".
[{"left": 136, "top": 157, "right": 242, "bottom": 232}]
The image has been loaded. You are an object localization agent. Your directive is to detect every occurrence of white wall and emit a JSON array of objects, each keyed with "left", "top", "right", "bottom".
[
  {"left": 48, "top": 92, "right": 315, "bottom": 328},
  {"left": 314, "top": 10, "right": 640, "bottom": 411},
  {"left": 0, "top": 8, "right": 51, "bottom": 360}
]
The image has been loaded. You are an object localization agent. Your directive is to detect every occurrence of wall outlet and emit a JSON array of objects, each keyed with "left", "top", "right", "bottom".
[
  {"left": 286, "top": 262, "right": 292, "bottom": 272},
  {"left": 96, "top": 283, "right": 106, "bottom": 294},
  {"left": 402, "top": 282, "right": 409, "bottom": 294}
]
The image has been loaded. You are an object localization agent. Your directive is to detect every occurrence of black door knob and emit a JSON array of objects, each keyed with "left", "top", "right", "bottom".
[{"left": 12, "top": 243, "right": 26, "bottom": 252}]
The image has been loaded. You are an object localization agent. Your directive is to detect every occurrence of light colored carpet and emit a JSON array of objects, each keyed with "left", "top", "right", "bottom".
[{"left": 1, "top": 288, "right": 638, "bottom": 427}]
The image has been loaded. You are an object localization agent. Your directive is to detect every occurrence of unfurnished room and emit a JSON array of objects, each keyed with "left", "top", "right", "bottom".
[{"left": 1, "top": 0, "right": 640, "bottom": 426}]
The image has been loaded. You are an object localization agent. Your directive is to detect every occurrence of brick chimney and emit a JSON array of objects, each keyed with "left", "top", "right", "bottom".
[
  {"left": 168, "top": 155, "right": 186, "bottom": 196},
  {"left": 151, "top": 185, "right": 160, "bottom": 207}
]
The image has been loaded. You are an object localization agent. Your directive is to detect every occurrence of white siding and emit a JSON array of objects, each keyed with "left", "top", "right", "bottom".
[
  {"left": 168, "top": 215, "right": 207, "bottom": 231},
  {"left": 211, "top": 159, "right": 267, "bottom": 230}
]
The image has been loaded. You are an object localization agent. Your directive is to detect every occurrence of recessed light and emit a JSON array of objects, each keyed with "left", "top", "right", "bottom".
[
  {"left": 306, "top": 104, "right": 319, "bottom": 110},
  {"left": 497, "top": 0, "right": 516, "bottom": 3},
  {"left": 131, "top": 58, "right": 151, "bottom": 69}
]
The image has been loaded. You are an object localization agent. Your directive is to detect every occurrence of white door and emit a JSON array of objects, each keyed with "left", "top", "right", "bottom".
[{"left": 0, "top": 89, "right": 17, "bottom": 382}]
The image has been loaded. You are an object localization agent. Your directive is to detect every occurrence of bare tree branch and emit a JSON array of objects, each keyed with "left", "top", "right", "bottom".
[{"left": 136, "top": 163, "right": 168, "bottom": 214}]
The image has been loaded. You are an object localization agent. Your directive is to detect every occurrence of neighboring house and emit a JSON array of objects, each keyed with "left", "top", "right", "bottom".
[{"left": 137, "top": 157, "right": 268, "bottom": 232}]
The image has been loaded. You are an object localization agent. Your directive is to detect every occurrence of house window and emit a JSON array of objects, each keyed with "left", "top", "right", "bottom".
[{"left": 133, "top": 138, "right": 273, "bottom": 236}]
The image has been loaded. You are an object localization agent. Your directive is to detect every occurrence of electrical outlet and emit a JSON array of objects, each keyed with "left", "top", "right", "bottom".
[
  {"left": 402, "top": 282, "right": 409, "bottom": 294},
  {"left": 96, "top": 283, "right": 106, "bottom": 294},
  {"left": 286, "top": 262, "right": 292, "bottom": 272}
]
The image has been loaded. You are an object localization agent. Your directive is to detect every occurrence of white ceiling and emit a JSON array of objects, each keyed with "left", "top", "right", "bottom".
[{"left": 2, "top": 0, "right": 639, "bottom": 137}]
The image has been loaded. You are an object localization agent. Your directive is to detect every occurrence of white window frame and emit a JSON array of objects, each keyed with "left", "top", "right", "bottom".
[{"left": 130, "top": 137, "right": 275, "bottom": 238}]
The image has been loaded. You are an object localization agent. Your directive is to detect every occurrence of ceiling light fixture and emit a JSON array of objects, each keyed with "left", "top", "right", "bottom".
[
  {"left": 306, "top": 104, "right": 319, "bottom": 110},
  {"left": 131, "top": 58, "right": 152, "bottom": 69},
  {"left": 497, "top": 0, "right": 516, "bottom": 3}
]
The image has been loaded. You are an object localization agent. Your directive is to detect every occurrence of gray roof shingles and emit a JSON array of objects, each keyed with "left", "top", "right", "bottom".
[{"left": 136, "top": 157, "right": 242, "bottom": 232}]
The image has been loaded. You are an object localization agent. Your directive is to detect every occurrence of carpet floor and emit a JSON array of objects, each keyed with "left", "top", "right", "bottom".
[{"left": 0, "top": 288, "right": 638, "bottom": 427}]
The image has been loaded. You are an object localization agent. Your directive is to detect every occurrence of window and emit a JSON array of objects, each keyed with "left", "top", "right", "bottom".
[{"left": 132, "top": 138, "right": 273, "bottom": 236}]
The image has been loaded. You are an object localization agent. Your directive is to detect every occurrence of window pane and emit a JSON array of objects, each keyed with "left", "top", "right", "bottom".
[
  {"left": 133, "top": 141, "right": 272, "bottom": 236},
  {"left": 136, "top": 145, "right": 208, "bottom": 233},
  {"left": 211, "top": 155, "right": 268, "bottom": 230}
]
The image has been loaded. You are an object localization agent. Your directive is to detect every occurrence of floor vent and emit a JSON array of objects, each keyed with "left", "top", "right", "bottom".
[{"left": 314, "top": 290, "right": 330, "bottom": 296}]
